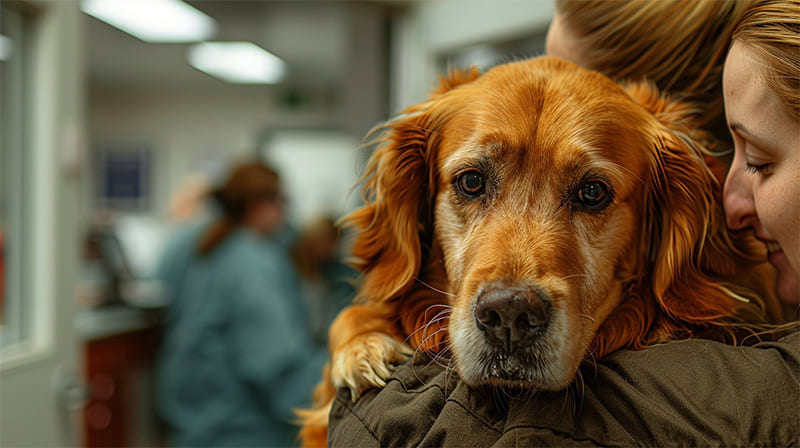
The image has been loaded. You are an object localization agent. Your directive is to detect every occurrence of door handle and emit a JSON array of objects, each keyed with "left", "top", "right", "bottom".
[{"left": 52, "top": 367, "right": 91, "bottom": 412}]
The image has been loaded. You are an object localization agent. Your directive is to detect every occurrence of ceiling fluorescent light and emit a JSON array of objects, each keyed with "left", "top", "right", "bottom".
[
  {"left": 81, "top": 0, "right": 216, "bottom": 43},
  {"left": 188, "top": 42, "right": 287, "bottom": 84}
]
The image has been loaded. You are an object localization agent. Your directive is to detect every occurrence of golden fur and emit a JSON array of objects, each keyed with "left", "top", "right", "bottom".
[{"left": 297, "top": 57, "right": 784, "bottom": 447}]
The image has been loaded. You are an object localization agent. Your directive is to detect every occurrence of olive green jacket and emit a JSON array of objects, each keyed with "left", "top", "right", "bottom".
[{"left": 329, "top": 332, "right": 800, "bottom": 447}]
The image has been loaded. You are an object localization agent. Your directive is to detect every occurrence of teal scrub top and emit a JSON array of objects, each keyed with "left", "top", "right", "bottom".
[{"left": 155, "top": 223, "right": 327, "bottom": 447}]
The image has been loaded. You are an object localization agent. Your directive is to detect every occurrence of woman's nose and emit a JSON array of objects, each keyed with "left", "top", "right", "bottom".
[{"left": 723, "top": 160, "right": 757, "bottom": 230}]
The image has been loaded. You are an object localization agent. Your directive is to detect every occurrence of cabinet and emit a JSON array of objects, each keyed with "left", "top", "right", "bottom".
[{"left": 83, "top": 326, "right": 161, "bottom": 447}]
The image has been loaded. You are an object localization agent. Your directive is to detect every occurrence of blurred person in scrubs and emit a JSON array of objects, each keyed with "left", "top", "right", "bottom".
[{"left": 155, "top": 161, "right": 325, "bottom": 447}]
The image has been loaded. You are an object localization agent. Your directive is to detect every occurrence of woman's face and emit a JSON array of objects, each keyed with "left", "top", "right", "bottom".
[
  {"left": 723, "top": 41, "right": 800, "bottom": 304},
  {"left": 247, "top": 194, "right": 285, "bottom": 236}
]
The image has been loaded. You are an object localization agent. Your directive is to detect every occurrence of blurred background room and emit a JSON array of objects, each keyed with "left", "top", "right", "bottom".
[{"left": 0, "top": 0, "right": 553, "bottom": 446}]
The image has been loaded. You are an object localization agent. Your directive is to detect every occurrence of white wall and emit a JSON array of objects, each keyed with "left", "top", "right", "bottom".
[
  {"left": 263, "top": 130, "right": 363, "bottom": 227},
  {"left": 391, "top": 0, "right": 555, "bottom": 112},
  {"left": 88, "top": 87, "right": 333, "bottom": 223}
]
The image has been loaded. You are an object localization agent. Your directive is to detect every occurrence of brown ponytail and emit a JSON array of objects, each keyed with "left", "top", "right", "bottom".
[
  {"left": 197, "top": 217, "right": 238, "bottom": 256},
  {"left": 196, "top": 161, "right": 281, "bottom": 256}
]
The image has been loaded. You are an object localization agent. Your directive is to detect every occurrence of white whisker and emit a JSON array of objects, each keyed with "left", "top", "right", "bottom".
[
  {"left": 419, "top": 329, "right": 449, "bottom": 348},
  {"left": 406, "top": 309, "right": 452, "bottom": 345},
  {"left": 405, "top": 325, "right": 430, "bottom": 342},
  {"left": 435, "top": 308, "right": 452, "bottom": 319},
  {"left": 426, "top": 345, "right": 453, "bottom": 370},
  {"left": 416, "top": 277, "right": 456, "bottom": 297},
  {"left": 411, "top": 326, "right": 452, "bottom": 371},
  {"left": 424, "top": 303, "right": 454, "bottom": 311},
  {"left": 560, "top": 274, "right": 590, "bottom": 281},
  {"left": 422, "top": 317, "right": 451, "bottom": 330},
  {"left": 421, "top": 320, "right": 450, "bottom": 341}
]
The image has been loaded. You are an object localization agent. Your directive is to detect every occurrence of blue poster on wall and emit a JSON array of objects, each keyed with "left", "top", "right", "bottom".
[{"left": 96, "top": 145, "right": 150, "bottom": 210}]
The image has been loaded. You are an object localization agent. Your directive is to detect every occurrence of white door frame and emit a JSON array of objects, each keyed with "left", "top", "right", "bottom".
[{"left": 1, "top": 1, "right": 87, "bottom": 445}]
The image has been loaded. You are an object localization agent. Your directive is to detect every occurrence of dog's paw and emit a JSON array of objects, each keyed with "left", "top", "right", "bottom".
[{"left": 330, "top": 332, "right": 413, "bottom": 401}]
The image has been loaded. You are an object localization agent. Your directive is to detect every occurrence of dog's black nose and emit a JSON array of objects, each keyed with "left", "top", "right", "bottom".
[{"left": 474, "top": 284, "right": 550, "bottom": 352}]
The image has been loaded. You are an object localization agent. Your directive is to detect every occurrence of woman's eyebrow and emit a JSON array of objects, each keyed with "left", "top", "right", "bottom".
[{"left": 729, "top": 123, "right": 771, "bottom": 151}]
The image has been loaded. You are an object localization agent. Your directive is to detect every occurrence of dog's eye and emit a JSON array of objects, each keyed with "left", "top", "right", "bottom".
[
  {"left": 577, "top": 180, "right": 611, "bottom": 208},
  {"left": 456, "top": 170, "right": 485, "bottom": 197}
]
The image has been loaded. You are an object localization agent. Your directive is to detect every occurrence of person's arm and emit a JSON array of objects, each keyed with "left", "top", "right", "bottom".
[
  {"left": 229, "top": 249, "right": 327, "bottom": 421},
  {"left": 329, "top": 331, "right": 800, "bottom": 447}
]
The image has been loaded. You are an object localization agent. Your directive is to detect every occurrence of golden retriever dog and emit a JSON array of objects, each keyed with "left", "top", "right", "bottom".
[{"left": 297, "top": 56, "right": 784, "bottom": 447}]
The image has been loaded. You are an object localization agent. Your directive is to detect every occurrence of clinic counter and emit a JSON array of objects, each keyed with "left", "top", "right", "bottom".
[{"left": 75, "top": 305, "right": 162, "bottom": 341}]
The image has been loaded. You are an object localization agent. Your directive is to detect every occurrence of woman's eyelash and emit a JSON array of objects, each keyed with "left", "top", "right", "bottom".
[{"left": 745, "top": 163, "right": 771, "bottom": 174}]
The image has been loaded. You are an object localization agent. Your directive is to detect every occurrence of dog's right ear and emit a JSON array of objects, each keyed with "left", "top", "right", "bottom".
[
  {"left": 624, "top": 82, "right": 772, "bottom": 341},
  {"left": 343, "top": 67, "right": 480, "bottom": 306}
]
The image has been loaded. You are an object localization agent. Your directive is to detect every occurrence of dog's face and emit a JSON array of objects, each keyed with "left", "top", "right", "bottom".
[
  {"left": 432, "top": 59, "right": 659, "bottom": 389},
  {"left": 347, "top": 57, "right": 765, "bottom": 392}
]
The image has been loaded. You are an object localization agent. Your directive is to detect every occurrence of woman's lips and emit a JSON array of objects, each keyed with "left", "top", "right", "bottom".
[{"left": 763, "top": 240, "right": 786, "bottom": 265}]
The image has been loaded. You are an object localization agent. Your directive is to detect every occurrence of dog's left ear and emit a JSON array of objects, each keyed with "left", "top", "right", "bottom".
[
  {"left": 343, "top": 67, "right": 481, "bottom": 306},
  {"left": 625, "top": 82, "right": 764, "bottom": 335}
]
